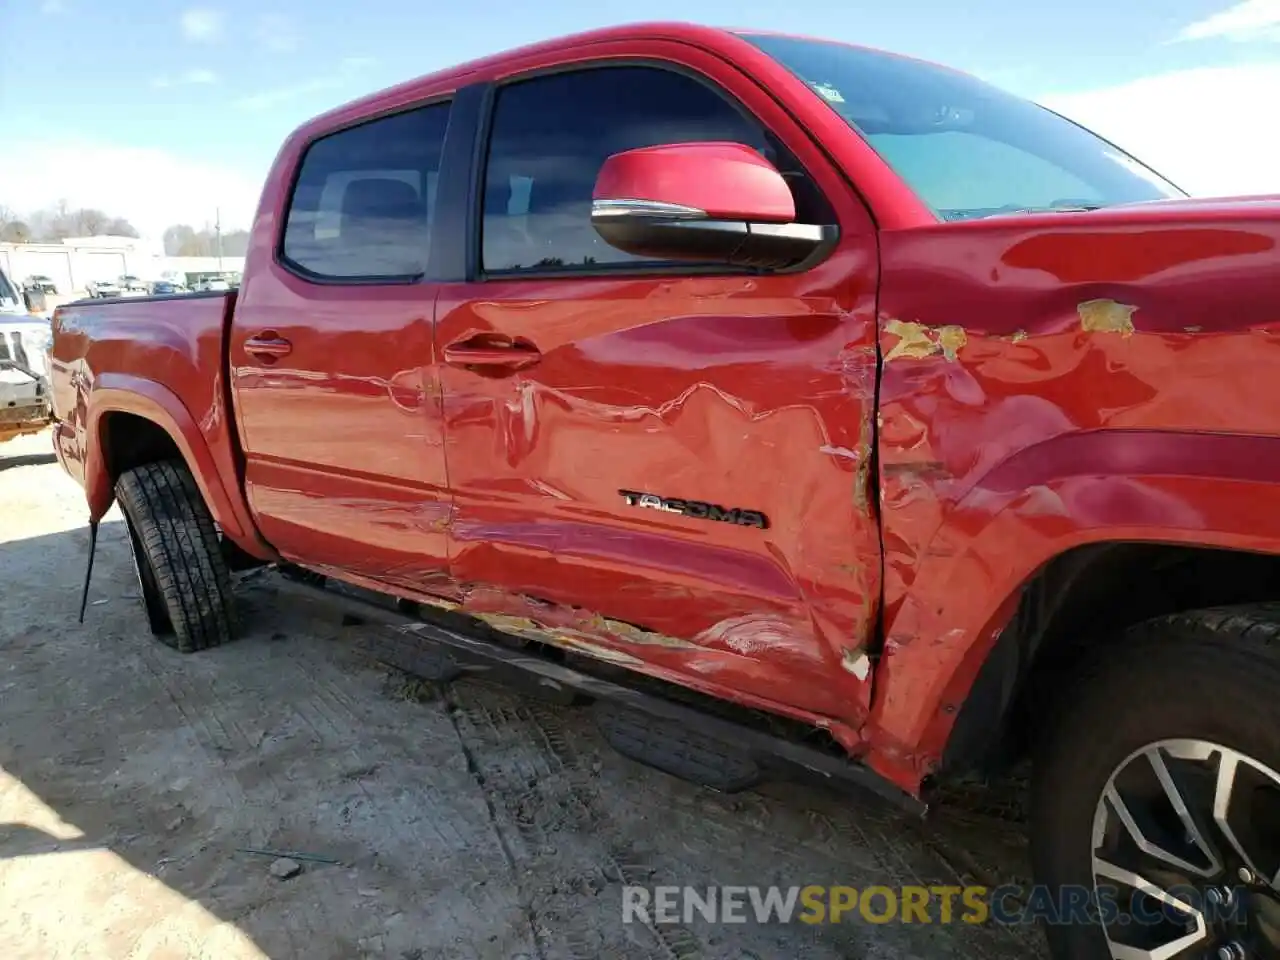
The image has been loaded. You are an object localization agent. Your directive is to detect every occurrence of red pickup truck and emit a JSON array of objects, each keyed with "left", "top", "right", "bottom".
[{"left": 50, "top": 22, "right": 1280, "bottom": 958}]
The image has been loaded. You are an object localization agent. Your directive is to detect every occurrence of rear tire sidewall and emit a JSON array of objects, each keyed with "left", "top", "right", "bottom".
[
  {"left": 120, "top": 506, "right": 173, "bottom": 636},
  {"left": 1033, "top": 637, "right": 1280, "bottom": 960}
]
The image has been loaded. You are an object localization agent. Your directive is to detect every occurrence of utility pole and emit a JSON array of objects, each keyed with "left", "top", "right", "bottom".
[{"left": 215, "top": 207, "right": 224, "bottom": 273}]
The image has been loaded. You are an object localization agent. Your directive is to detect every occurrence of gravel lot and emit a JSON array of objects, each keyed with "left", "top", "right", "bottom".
[{"left": 0, "top": 431, "right": 1046, "bottom": 960}]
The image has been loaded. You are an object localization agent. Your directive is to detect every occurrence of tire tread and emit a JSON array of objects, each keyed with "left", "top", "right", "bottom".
[{"left": 115, "top": 460, "right": 238, "bottom": 652}]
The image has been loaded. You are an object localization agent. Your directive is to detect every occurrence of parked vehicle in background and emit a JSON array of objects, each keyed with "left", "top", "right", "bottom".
[
  {"left": 118, "top": 275, "right": 148, "bottom": 297},
  {"left": 0, "top": 266, "right": 53, "bottom": 445},
  {"left": 47, "top": 23, "right": 1280, "bottom": 960},
  {"left": 149, "top": 280, "right": 183, "bottom": 295},
  {"left": 154, "top": 274, "right": 190, "bottom": 294},
  {"left": 23, "top": 275, "right": 59, "bottom": 295},
  {"left": 85, "top": 278, "right": 121, "bottom": 299}
]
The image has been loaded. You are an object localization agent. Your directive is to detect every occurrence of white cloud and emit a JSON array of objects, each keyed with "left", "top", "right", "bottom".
[
  {"left": 180, "top": 7, "right": 224, "bottom": 43},
  {"left": 1042, "top": 62, "right": 1280, "bottom": 197},
  {"left": 151, "top": 68, "right": 219, "bottom": 89},
  {"left": 0, "top": 142, "right": 262, "bottom": 237},
  {"left": 1174, "top": 0, "right": 1280, "bottom": 42},
  {"left": 40, "top": 0, "right": 66, "bottom": 14}
]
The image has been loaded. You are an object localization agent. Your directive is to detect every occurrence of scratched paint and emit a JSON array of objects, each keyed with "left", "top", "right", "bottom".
[
  {"left": 882, "top": 319, "right": 937, "bottom": 361},
  {"left": 594, "top": 616, "right": 701, "bottom": 651},
  {"left": 841, "top": 647, "right": 872, "bottom": 681},
  {"left": 872, "top": 201, "right": 1280, "bottom": 790},
  {"left": 436, "top": 588, "right": 865, "bottom": 740},
  {"left": 882, "top": 318, "right": 968, "bottom": 362},
  {"left": 434, "top": 255, "right": 883, "bottom": 726},
  {"left": 1077, "top": 298, "right": 1137, "bottom": 338},
  {"left": 551, "top": 635, "right": 646, "bottom": 668}
]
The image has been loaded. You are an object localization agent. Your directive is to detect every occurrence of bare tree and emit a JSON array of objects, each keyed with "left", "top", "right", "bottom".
[
  {"left": 163, "top": 224, "right": 199, "bottom": 256},
  {"left": 103, "top": 217, "right": 140, "bottom": 238},
  {"left": 0, "top": 206, "right": 30, "bottom": 243},
  {"left": 76, "top": 208, "right": 110, "bottom": 236},
  {"left": 16, "top": 203, "right": 142, "bottom": 242},
  {"left": 162, "top": 223, "right": 249, "bottom": 257},
  {"left": 0, "top": 220, "right": 32, "bottom": 242}
]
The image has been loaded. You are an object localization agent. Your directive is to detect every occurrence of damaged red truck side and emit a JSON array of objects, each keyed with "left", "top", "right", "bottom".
[{"left": 50, "top": 23, "right": 1280, "bottom": 959}]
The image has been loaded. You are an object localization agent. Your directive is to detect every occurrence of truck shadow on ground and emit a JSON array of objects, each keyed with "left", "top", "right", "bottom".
[{"left": 0, "top": 520, "right": 1045, "bottom": 960}]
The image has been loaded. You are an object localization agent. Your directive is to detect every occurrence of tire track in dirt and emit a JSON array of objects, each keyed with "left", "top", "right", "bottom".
[
  {"left": 109, "top": 612, "right": 531, "bottom": 955},
  {"left": 445, "top": 678, "right": 695, "bottom": 960},
  {"left": 501, "top": 693, "right": 1038, "bottom": 960},
  {"left": 442, "top": 689, "right": 551, "bottom": 960},
  {"left": 277, "top": 633, "right": 487, "bottom": 860},
  {"left": 511, "top": 701, "right": 705, "bottom": 956},
  {"left": 236, "top": 640, "right": 482, "bottom": 864},
  {"left": 133, "top": 641, "right": 248, "bottom": 818}
]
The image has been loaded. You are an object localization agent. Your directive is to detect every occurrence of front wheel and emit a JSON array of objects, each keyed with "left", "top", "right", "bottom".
[{"left": 1033, "top": 605, "right": 1280, "bottom": 960}]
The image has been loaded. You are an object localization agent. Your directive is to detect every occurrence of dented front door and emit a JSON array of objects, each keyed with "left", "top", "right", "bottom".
[{"left": 433, "top": 53, "right": 884, "bottom": 731}]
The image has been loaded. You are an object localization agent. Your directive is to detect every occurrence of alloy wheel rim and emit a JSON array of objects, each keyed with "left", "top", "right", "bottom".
[{"left": 1092, "top": 738, "right": 1280, "bottom": 959}]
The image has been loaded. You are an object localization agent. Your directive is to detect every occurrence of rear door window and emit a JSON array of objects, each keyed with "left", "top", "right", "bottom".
[{"left": 282, "top": 102, "right": 450, "bottom": 280}]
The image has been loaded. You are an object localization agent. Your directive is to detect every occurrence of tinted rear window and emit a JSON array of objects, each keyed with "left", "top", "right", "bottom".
[{"left": 282, "top": 102, "right": 451, "bottom": 280}]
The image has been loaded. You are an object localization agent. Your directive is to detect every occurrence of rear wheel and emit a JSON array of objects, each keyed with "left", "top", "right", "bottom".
[
  {"left": 115, "top": 460, "right": 239, "bottom": 652},
  {"left": 1032, "top": 605, "right": 1280, "bottom": 960}
]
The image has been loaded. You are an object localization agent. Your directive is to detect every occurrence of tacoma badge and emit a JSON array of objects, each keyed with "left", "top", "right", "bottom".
[{"left": 618, "top": 489, "right": 769, "bottom": 529}]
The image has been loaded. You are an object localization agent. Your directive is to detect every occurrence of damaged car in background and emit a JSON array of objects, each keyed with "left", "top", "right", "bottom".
[
  {"left": 0, "top": 266, "right": 53, "bottom": 446},
  {"left": 47, "top": 22, "right": 1280, "bottom": 960}
]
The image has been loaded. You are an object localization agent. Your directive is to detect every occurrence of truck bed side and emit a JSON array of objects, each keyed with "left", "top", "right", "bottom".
[{"left": 50, "top": 292, "right": 272, "bottom": 558}]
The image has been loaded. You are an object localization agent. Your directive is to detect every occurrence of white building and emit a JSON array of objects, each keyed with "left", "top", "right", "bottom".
[{"left": 0, "top": 236, "right": 245, "bottom": 295}]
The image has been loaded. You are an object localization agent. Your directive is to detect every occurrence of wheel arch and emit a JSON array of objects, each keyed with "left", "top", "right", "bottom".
[
  {"left": 939, "top": 540, "right": 1280, "bottom": 781},
  {"left": 85, "top": 376, "right": 260, "bottom": 551},
  {"left": 866, "top": 429, "right": 1280, "bottom": 793}
]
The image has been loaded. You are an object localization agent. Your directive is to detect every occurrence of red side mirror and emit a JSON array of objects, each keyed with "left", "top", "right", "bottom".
[
  {"left": 591, "top": 142, "right": 837, "bottom": 269},
  {"left": 593, "top": 142, "right": 796, "bottom": 223}
]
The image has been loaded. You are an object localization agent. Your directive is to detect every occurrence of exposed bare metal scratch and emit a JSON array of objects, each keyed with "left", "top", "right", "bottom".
[
  {"left": 853, "top": 458, "right": 871, "bottom": 512},
  {"left": 841, "top": 647, "right": 872, "bottom": 681},
  {"left": 883, "top": 318, "right": 968, "bottom": 362},
  {"left": 819, "top": 445, "right": 859, "bottom": 459},
  {"left": 936, "top": 326, "right": 967, "bottom": 361},
  {"left": 594, "top": 616, "right": 700, "bottom": 651},
  {"left": 1077, "top": 299, "right": 1137, "bottom": 338},
  {"left": 474, "top": 612, "right": 543, "bottom": 635},
  {"left": 883, "top": 320, "right": 938, "bottom": 362},
  {"left": 552, "top": 636, "right": 644, "bottom": 667},
  {"left": 852, "top": 402, "right": 876, "bottom": 513}
]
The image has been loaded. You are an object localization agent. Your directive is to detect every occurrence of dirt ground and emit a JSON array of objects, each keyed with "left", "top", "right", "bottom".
[{"left": 0, "top": 431, "right": 1047, "bottom": 960}]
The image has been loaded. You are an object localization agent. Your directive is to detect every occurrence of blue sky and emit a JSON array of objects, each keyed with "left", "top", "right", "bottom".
[{"left": 2, "top": 0, "right": 1279, "bottom": 234}]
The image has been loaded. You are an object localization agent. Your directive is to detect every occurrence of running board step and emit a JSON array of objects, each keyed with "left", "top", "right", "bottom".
[
  {"left": 269, "top": 572, "right": 926, "bottom": 815},
  {"left": 594, "top": 701, "right": 764, "bottom": 793}
]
